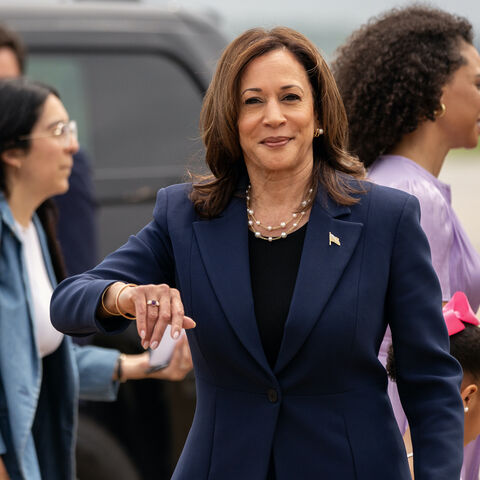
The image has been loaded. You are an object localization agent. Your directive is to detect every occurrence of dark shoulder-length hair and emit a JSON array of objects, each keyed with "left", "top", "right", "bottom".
[
  {"left": 332, "top": 5, "right": 473, "bottom": 168},
  {"left": 0, "top": 78, "right": 67, "bottom": 282},
  {"left": 191, "top": 26, "right": 365, "bottom": 218}
]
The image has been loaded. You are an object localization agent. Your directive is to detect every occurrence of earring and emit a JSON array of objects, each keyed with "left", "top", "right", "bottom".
[
  {"left": 314, "top": 128, "right": 324, "bottom": 138},
  {"left": 465, "top": 406, "right": 469, "bottom": 413},
  {"left": 434, "top": 103, "right": 446, "bottom": 118}
]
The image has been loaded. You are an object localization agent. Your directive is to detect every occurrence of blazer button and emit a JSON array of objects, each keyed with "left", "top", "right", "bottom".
[{"left": 267, "top": 388, "right": 278, "bottom": 403}]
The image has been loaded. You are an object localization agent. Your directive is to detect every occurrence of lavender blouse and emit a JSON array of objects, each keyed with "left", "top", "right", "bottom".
[{"left": 369, "top": 154, "right": 480, "bottom": 480}]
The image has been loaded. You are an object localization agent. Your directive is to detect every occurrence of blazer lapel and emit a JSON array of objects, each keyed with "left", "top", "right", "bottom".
[
  {"left": 193, "top": 196, "right": 271, "bottom": 374},
  {"left": 275, "top": 194, "right": 363, "bottom": 373}
]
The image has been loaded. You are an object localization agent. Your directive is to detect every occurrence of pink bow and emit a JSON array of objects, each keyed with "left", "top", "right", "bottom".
[{"left": 442, "top": 291, "right": 479, "bottom": 336}]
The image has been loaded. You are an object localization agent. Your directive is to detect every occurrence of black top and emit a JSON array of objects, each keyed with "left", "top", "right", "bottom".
[{"left": 248, "top": 224, "right": 307, "bottom": 369}]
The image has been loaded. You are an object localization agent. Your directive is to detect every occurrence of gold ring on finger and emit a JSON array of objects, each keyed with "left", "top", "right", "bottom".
[{"left": 146, "top": 300, "right": 160, "bottom": 307}]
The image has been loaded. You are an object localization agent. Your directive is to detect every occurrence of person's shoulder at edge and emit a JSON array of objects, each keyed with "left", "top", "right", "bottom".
[
  {"left": 347, "top": 180, "right": 428, "bottom": 257},
  {"left": 153, "top": 179, "right": 246, "bottom": 219},
  {"left": 157, "top": 182, "right": 193, "bottom": 200},
  {"left": 152, "top": 182, "right": 194, "bottom": 216},
  {"left": 367, "top": 155, "right": 447, "bottom": 205},
  {"left": 369, "top": 170, "right": 450, "bottom": 233},
  {"left": 337, "top": 173, "right": 415, "bottom": 215},
  {"left": 149, "top": 182, "right": 201, "bottom": 239}
]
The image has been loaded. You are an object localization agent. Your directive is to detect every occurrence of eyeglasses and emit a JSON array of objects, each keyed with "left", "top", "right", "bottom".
[{"left": 19, "top": 120, "right": 78, "bottom": 148}]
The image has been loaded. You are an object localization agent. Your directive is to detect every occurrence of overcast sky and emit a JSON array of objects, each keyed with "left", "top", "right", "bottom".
[
  {"left": 144, "top": 0, "right": 480, "bottom": 55},
  {"left": 11, "top": 0, "right": 480, "bottom": 56},
  {"left": 164, "top": 0, "right": 480, "bottom": 22}
]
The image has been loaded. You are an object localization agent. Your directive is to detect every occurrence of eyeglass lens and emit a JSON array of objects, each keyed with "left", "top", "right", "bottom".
[{"left": 57, "top": 121, "right": 78, "bottom": 147}]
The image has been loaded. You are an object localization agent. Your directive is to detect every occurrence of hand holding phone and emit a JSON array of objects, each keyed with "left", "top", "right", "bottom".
[{"left": 147, "top": 325, "right": 184, "bottom": 373}]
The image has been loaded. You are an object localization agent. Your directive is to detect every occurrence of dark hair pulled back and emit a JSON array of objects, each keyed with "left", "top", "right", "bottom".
[{"left": 0, "top": 78, "right": 66, "bottom": 282}]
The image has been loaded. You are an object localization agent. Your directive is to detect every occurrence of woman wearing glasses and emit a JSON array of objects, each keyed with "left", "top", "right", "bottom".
[{"left": 0, "top": 78, "right": 192, "bottom": 480}]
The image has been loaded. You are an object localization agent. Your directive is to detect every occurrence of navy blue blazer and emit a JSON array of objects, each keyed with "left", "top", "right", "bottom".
[
  {"left": 51, "top": 181, "right": 464, "bottom": 480},
  {"left": 54, "top": 149, "right": 98, "bottom": 276}
]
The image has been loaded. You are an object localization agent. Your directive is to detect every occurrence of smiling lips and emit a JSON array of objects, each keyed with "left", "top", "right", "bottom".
[{"left": 261, "top": 136, "right": 292, "bottom": 147}]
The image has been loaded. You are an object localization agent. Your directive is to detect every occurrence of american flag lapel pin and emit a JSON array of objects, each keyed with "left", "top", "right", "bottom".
[{"left": 329, "top": 232, "right": 341, "bottom": 246}]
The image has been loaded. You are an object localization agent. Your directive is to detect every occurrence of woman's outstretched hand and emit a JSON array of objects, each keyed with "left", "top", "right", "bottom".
[{"left": 102, "top": 282, "right": 195, "bottom": 349}]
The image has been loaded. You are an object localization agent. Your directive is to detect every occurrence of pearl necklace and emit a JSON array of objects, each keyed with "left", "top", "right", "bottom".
[{"left": 246, "top": 185, "right": 313, "bottom": 242}]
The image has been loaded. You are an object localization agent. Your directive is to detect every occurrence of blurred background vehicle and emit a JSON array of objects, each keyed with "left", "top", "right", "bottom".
[{"left": 0, "top": 1, "right": 226, "bottom": 257}]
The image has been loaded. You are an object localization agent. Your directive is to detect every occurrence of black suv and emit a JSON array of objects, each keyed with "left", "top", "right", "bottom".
[{"left": 0, "top": 2, "right": 227, "bottom": 257}]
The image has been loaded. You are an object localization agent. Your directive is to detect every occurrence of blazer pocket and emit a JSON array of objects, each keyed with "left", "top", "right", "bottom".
[
  {"left": 342, "top": 388, "right": 411, "bottom": 480},
  {"left": 172, "top": 377, "right": 217, "bottom": 480},
  {"left": 208, "top": 387, "right": 279, "bottom": 480}
]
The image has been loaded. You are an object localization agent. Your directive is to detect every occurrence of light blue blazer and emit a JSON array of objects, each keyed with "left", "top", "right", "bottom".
[
  {"left": 51, "top": 181, "right": 464, "bottom": 480},
  {"left": 0, "top": 195, "right": 119, "bottom": 480}
]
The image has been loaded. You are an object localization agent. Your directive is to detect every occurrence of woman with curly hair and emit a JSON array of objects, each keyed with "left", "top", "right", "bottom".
[{"left": 333, "top": 5, "right": 480, "bottom": 480}]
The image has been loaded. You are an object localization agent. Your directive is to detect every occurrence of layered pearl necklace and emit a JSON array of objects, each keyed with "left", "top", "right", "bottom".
[{"left": 246, "top": 184, "right": 313, "bottom": 242}]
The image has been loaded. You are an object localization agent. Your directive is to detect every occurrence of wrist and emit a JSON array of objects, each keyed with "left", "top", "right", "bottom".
[
  {"left": 115, "top": 353, "right": 127, "bottom": 382},
  {"left": 101, "top": 283, "right": 120, "bottom": 316},
  {"left": 120, "top": 353, "right": 149, "bottom": 381},
  {"left": 101, "top": 282, "right": 125, "bottom": 316},
  {"left": 102, "top": 282, "right": 137, "bottom": 320}
]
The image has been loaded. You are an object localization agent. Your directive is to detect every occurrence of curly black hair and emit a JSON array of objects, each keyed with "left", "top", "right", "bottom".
[{"left": 331, "top": 5, "right": 473, "bottom": 167}]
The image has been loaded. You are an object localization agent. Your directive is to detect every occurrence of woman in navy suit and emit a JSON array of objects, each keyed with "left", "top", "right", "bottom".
[{"left": 51, "top": 27, "right": 464, "bottom": 479}]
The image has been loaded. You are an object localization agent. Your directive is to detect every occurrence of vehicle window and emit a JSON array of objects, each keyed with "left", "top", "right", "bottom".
[
  {"left": 26, "top": 52, "right": 206, "bottom": 255},
  {"left": 27, "top": 53, "right": 204, "bottom": 187}
]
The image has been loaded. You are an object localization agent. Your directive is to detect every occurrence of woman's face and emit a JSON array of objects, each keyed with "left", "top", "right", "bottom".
[
  {"left": 439, "top": 41, "right": 480, "bottom": 150},
  {"left": 237, "top": 48, "right": 317, "bottom": 181},
  {"left": 10, "top": 94, "right": 78, "bottom": 200}
]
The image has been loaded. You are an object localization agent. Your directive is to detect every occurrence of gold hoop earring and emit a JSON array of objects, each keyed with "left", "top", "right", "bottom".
[
  {"left": 434, "top": 103, "right": 446, "bottom": 118},
  {"left": 314, "top": 128, "right": 324, "bottom": 138}
]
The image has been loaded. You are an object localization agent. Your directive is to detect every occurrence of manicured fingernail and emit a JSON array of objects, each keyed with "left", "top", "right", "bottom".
[
  {"left": 173, "top": 330, "right": 180, "bottom": 339},
  {"left": 192, "top": 321, "right": 196, "bottom": 327},
  {"left": 150, "top": 341, "right": 159, "bottom": 350},
  {"left": 140, "top": 330, "right": 146, "bottom": 339},
  {"left": 143, "top": 341, "right": 149, "bottom": 350}
]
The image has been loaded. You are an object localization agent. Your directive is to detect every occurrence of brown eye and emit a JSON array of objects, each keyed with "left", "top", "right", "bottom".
[
  {"left": 245, "top": 97, "right": 262, "bottom": 105},
  {"left": 53, "top": 123, "right": 66, "bottom": 136},
  {"left": 283, "top": 94, "right": 300, "bottom": 101}
]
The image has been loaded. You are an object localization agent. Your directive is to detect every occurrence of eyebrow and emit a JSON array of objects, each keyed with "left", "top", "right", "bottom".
[
  {"left": 241, "top": 84, "right": 304, "bottom": 96},
  {"left": 46, "top": 119, "right": 66, "bottom": 129}
]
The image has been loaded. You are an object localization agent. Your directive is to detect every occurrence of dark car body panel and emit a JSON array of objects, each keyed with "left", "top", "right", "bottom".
[{"left": 0, "top": 3, "right": 226, "bottom": 256}]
